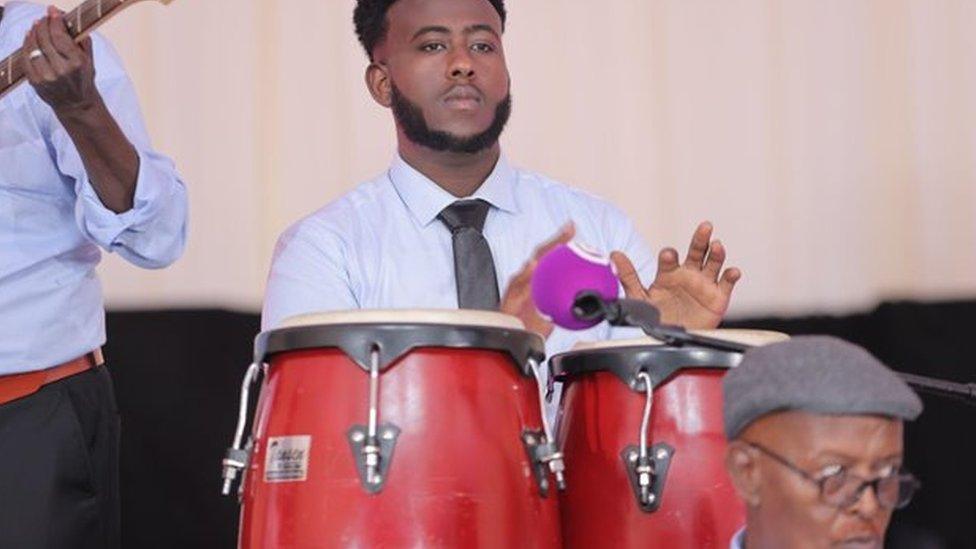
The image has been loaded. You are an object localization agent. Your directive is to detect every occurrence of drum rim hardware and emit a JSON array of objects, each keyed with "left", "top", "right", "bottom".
[
  {"left": 255, "top": 323, "right": 545, "bottom": 377},
  {"left": 523, "top": 356, "right": 566, "bottom": 496},
  {"left": 348, "top": 346, "right": 401, "bottom": 493},
  {"left": 620, "top": 371, "right": 675, "bottom": 513},
  {"left": 621, "top": 442, "right": 674, "bottom": 513},
  {"left": 347, "top": 424, "right": 400, "bottom": 493},
  {"left": 522, "top": 430, "right": 563, "bottom": 496},
  {"left": 221, "top": 361, "right": 264, "bottom": 497},
  {"left": 551, "top": 345, "right": 743, "bottom": 392}
]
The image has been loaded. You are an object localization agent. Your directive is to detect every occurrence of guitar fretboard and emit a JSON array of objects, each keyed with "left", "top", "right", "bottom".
[{"left": 1, "top": 0, "right": 134, "bottom": 98}]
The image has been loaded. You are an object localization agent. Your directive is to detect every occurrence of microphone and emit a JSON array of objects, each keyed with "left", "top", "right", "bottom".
[
  {"left": 531, "top": 242, "right": 750, "bottom": 353},
  {"left": 530, "top": 242, "right": 619, "bottom": 330}
]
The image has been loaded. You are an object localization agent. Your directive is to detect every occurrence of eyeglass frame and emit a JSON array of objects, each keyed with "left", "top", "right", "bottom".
[{"left": 740, "top": 440, "right": 920, "bottom": 510}]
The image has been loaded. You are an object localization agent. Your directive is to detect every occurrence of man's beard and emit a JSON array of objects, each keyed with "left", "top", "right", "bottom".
[{"left": 391, "top": 84, "right": 512, "bottom": 154}]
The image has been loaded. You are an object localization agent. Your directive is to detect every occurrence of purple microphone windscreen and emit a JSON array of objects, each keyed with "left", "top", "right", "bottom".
[{"left": 531, "top": 241, "right": 619, "bottom": 330}]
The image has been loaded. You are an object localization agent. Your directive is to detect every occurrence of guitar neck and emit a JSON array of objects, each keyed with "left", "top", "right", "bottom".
[{"left": 0, "top": 0, "right": 146, "bottom": 100}]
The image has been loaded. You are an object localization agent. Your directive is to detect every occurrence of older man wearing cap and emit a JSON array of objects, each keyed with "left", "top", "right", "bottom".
[{"left": 722, "top": 336, "right": 923, "bottom": 549}]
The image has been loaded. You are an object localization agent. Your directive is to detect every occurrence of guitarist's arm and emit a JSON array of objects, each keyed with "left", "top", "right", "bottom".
[
  {"left": 22, "top": 6, "right": 188, "bottom": 269},
  {"left": 24, "top": 7, "right": 136, "bottom": 213}
]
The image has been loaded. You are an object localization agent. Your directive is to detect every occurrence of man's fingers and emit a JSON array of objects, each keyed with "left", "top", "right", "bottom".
[
  {"left": 532, "top": 221, "right": 576, "bottom": 260},
  {"left": 509, "top": 259, "right": 537, "bottom": 289},
  {"left": 501, "top": 258, "right": 537, "bottom": 303},
  {"left": 79, "top": 35, "right": 93, "bottom": 57},
  {"left": 35, "top": 17, "right": 68, "bottom": 71},
  {"left": 24, "top": 26, "right": 56, "bottom": 82},
  {"left": 684, "top": 221, "right": 713, "bottom": 270},
  {"left": 718, "top": 267, "right": 742, "bottom": 296},
  {"left": 20, "top": 29, "right": 40, "bottom": 82},
  {"left": 48, "top": 10, "right": 81, "bottom": 63},
  {"left": 610, "top": 251, "right": 646, "bottom": 299},
  {"left": 505, "top": 222, "right": 575, "bottom": 305},
  {"left": 656, "top": 247, "right": 680, "bottom": 275},
  {"left": 702, "top": 239, "right": 726, "bottom": 282},
  {"left": 499, "top": 256, "right": 554, "bottom": 337}
]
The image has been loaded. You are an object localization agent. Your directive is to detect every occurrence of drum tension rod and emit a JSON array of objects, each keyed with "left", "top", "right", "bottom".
[
  {"left": 365, "top": 344, "right": 382, "bottom": 484},
  {"left": 636, "top": 371, "right": 655, "bottom": 505},
  {"left": 221, "top": 361, "right": 263, "bottom": 497},
  {"left": 348, "top": 345, "right": 400, "bottom": 494},
  {"left": 523, "top": 358, "right": 566, "bottom": 496},
  {"left": 621, "top": 371, "right": 675, "bottom": 513}
]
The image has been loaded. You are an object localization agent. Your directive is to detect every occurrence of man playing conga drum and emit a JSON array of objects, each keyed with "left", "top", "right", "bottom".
[
  {"left": 263, "top": 0, "right": 740, "bottom": 352},
  {"left": 248, "top": 2, "right": 757, "bottom": 545}
]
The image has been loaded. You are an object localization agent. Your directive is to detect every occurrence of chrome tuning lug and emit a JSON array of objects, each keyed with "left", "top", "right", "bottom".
[
  {"left": 348, "top": 346, "right": 400, "bottom": 494},
  {"left": 620, "top": 371, "right": 674, "bottom": 512},
  {"left": 220, "top": 362, "right": 262, "bottom": 497}
]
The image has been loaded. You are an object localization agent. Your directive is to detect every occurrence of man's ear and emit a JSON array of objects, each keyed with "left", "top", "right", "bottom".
[
  {"left": 726, "top": 440, "right": 762, "bottom": 507},
  {"left": 365, "top": 62, "right": 393, "bottom": 108}
]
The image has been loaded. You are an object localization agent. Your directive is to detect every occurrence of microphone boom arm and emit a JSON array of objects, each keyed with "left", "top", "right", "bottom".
[{"left": 572, "top": 291, "right": 976, "bottom": 406}]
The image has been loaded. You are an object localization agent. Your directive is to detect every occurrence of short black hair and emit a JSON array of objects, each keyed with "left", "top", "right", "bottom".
[{"left": 354, "top": 0, "right": 507, "bottom": 61}]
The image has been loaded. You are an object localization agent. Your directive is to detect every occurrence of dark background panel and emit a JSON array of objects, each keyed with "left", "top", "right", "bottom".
[
  {"left": 107, "top": 311, "right": 258, "bottom": 549},
  {"left": 105, "top": 302, "right": 976, "bottom": 548}
]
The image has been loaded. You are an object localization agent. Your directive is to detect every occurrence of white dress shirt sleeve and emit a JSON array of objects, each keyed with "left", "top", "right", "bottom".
[
  {"left": 41, "top": 34, "right": 188, "bottom": 269},
  {"left": 262, "top": 219, "right": 359, "bottom": 331}
]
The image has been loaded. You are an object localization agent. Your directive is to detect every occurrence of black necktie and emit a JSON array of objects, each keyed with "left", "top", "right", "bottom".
[{"left": 437, "top": 199, "right": 500, "bottom": 310}]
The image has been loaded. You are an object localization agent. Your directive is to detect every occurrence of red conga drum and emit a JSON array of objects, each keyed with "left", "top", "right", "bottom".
[
  {"left": 551, "top": 330, "right": 787, "bottom": 549},
  {"left": 221, "top": 310, "right": 564, "bottom": 548}
]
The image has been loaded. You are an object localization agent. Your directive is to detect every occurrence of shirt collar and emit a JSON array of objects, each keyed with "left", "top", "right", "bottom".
[{"left": 388, "top": 152, "right": 519, "bottom": 227}]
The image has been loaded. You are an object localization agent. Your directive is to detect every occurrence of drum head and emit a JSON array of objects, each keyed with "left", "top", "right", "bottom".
[
  {"left": 552, "top": 330, "right": 789, "bottom": 390},
  {"left": 256, "top": 309, "right": 544, "bottom": 375},
  {"left": 570, "top": 329, "right": 788, "bottom": 351},
  {"left": 279, "top": 309, "right": 524, "bottom": 330}
]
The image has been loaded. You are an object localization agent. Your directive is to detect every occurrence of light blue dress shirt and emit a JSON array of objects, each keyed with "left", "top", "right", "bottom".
[
  {"left": 263, "top": 153, "right": 656, "bottom": 389},
  {"left": 0, "top": 2, "right": 188, "bottom": 375}
]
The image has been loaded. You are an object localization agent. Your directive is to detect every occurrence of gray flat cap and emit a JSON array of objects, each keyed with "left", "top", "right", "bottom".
[{"left": 723, "top": 336, "right": 923, "bottom": 439}]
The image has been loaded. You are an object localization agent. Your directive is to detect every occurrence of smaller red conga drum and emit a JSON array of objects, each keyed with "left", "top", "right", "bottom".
[
  {"left": 220, "top": 310, "right": 565, "bottom": 549},
  {"left": 551, "top": 330, "right": 787, "bottom": 549}
]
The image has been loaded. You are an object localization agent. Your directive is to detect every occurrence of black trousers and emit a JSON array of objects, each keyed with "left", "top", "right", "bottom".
[{"left": 0, "top": 365, "right": 120, "bottom": 549}]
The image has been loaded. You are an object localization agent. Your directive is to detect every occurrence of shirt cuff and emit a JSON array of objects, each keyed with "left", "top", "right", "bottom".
[{"left": 76, "top": 148, "right": 172, "bottom": 248}]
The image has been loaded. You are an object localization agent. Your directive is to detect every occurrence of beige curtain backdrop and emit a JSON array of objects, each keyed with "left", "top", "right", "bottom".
[{"left": 45, "top": 0, "right": 976, "bottom": 317}]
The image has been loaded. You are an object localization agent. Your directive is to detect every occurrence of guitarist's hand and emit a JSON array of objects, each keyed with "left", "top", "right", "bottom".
[
  {"left": 21, "top": 6, "right": 99, "bottom": 115},
  {"left": 19, "top": 5, "right": 139, "bottom": 214}
]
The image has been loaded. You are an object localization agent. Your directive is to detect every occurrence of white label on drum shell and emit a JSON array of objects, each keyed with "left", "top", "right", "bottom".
[{"left": 264, "top": 435, "right": 311, "bottom": 483}]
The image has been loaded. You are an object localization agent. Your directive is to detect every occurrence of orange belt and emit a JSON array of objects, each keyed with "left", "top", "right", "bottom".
[{"left": 0, "top": 349, "right": 104, "bottom": 407}]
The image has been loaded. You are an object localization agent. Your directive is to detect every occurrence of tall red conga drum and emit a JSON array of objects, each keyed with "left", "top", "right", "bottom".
[
  {"left": 221, "top": 310, "right": 564, "bottom": 549},
  {"left": 551, "top": 330, "right": 787, "bottom": 549}
]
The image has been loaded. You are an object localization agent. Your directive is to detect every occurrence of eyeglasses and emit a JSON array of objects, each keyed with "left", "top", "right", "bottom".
[{"left": 742, "top": 441, "right": 920, "bottom": 510}]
